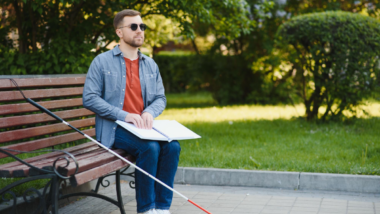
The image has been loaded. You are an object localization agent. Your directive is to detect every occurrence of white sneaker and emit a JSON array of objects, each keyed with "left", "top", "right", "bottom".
[
  {"left": 156, "top": 209, "right": 171, "bottom": 214},
  {"left": 138, "top": 209, "right": 158, "bottom": 214}
]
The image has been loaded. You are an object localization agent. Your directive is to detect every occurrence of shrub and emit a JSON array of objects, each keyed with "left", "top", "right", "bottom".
[
  {"left": 154, "top": 54, "right": 199, "bottom": 93},
  {"left": 155, "top": 54, "right": 259, "bottom": 104},
  {"left": 155, "top": 53, "right": 295, "bottom": 105},
  {"left": 276, "top": 11, "right": 380, "bottom": 120},
  {"left": 0, "top": 42, "right": 94, "bottom": 75}
]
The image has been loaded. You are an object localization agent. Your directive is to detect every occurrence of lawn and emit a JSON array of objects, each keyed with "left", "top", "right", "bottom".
[{"left": 160, "top": 92, "right": 380, "bottom": 175}]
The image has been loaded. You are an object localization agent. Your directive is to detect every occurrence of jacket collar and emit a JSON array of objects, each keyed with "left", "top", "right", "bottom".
[{"left": 112, "top": 45, "right": 144, "bottom": 60}]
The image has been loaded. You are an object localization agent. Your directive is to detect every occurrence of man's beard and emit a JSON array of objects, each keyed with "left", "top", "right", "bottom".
[{"left": 123, "top": 36, "right": 144, "bottom": 48}]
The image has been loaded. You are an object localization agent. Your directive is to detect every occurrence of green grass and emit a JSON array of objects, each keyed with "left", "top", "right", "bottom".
[
  {"left": 169, "top": 119, "right": 380, "bottom": 175},
  {"left": 166, "top": 92, "right": 217, "bottom": 109},
  {"left": 158, "top": 92, "right": 380, "bottom": 175}
]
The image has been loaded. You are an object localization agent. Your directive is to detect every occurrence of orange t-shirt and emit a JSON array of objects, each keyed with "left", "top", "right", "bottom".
[{"left": 122, "top": 57, "right": 144, "bottom": 114}]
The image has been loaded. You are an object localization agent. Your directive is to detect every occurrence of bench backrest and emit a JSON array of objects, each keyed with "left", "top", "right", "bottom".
[{"left": 0, "top": 75, "right": 95, "bottom": 160}]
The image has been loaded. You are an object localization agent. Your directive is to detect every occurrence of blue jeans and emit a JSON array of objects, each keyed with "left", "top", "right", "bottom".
[{"left": 114, "top": 126, "right": 181, "bottom": 213}]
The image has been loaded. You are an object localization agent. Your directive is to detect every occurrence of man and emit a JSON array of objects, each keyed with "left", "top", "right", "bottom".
[{"left": 83, "top": 9, "right": 180, "bottom": 214}]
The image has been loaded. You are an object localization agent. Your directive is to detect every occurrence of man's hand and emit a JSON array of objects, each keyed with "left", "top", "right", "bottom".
[
  {"left": 125, "top": 113, "right": 145, "bottom": 129},
  {"left": 141, "top": 112, "right": 153, "bottom": 129}
]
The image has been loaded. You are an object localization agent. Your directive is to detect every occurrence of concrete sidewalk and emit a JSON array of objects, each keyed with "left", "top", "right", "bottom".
[{"left": 59, "top": 182, "right": 380, "bottom": 214}]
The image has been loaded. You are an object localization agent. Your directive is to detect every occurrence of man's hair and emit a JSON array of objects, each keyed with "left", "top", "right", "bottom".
[{"left": 114, "top": 9, "right": 141, "bottom": 30}]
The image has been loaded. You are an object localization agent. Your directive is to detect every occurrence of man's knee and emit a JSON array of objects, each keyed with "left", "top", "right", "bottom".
[
  {"left": 168, "top": 141, "right": 181, "bottom": 155},
  {"left": 142, "top": 142, "right": 161, "bottom": 157}
]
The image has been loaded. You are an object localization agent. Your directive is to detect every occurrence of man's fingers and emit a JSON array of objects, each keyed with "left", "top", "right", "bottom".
[
  {"left": 131, "top": 116, "right": 142, "bottom": 129},
  {"left": 142, "top": 114, "right": 153, "bottom": 129},
  {"left": 137, "top": 116, "right": 144, "bottom": 129},
  {"left": 148, "top": 117, "right": 153, "bottom": 129},
  {"left": 126, "top": 113, "right": 153, "bottom": 129},
  {"left": 145, "top": 117, "right": 152, "bottom": 129},
  {"left": 131, "top": 118, "right": 138, "bottom": 128}
]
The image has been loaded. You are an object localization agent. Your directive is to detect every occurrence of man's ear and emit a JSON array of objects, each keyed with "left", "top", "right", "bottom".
[{"left": 116, "top": 29, "right": 123, "bottom": 38}]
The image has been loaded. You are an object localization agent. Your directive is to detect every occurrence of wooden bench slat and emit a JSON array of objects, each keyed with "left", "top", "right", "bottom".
[
  {"left": 0, "top": 142, "right": 98, "bottom": 169},
  {"left": 0, "top": 108, "right": 95, "bottom": 128},
  {"left": 59, "top": 149, "right": 127, "bottom": 176},
  {"left": 70, "top": 155, "right": 134, "bottom": 187},
  {"left": 0, "top": 98, "right": 83, "bottom": 115},
  {"left": 1, "top": 148, "right": 125, "bottom": 177},
  {"left": 0, "top": 87, "right": 83, "bottom": 102},
  {"left": 0, "top": 128, "right": 95, "bottom": 159},
  {"left": 0, "top": 118, "right": 95, "bottom": 143},
  {"left": 0, "top": 77, "right": 86, "bottom": 89},
  {"left": 24, "top": 149, "right": 107, "bottom": 170}
]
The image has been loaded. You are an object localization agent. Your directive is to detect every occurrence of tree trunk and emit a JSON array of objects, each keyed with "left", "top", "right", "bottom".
[
  {"left": 191, "top": 38, "right": 200, "bottom": 55},
  {"left": 28, "top": 1, "right": 37, "bottom": 52},
  {"left": 13, "top": 0, "right": 25, "bottom": 53}
]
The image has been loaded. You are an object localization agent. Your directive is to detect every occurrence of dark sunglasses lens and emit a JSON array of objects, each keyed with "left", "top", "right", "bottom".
[
  {"left": 140, "top": 24, "right": 146, "bottom": 31},
  {"left": 130, "top": 24, "right": 138, "bottom": 31}
]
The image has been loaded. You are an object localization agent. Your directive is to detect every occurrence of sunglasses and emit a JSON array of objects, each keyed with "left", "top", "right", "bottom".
[{"left": 119, "top": 23, "right": 147, "bottom": 31}]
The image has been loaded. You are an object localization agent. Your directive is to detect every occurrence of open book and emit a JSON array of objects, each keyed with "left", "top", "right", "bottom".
[{"left": 115, "top": 120, "right": 201, "bottom": 142}]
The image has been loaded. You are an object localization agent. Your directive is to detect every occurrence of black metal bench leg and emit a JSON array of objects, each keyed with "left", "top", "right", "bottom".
[
  {"left": 50, "top": 176, "right": 60, "bottom": 214},
  {"left": 116, "top": 170, "right": 126, "bottom": 214}
]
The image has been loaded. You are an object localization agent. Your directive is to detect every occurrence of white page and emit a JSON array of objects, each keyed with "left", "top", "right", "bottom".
[
  {"left": 115, "top": 120, "right": 168, "bottom": 141},
  {"left": 153, "top": 120, "right": 201, "bottom": 140}
]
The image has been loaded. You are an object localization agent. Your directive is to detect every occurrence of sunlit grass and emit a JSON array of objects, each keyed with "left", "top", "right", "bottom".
[
  {"left": 172, "top": 119, "right": 380, "bottom": 175},
  {"left": 166, "top": 92, "right": 217, "bottom": 109},
  {"left": 162, "top": 93, "right": 380, "bottom": 122},
  {"left": 159, "top": 104, "right": 305, "bottom": 122},
  {"left": 159, "top": 93, "right": 380, "bottom": 175}
]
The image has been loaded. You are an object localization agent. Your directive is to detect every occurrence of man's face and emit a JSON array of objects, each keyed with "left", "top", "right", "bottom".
[{"left": 117, "top": 15, "right": 145, "bottom": 48}]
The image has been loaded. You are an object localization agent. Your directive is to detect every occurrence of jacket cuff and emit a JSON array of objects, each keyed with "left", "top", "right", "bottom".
[
  {"left": 117, "top": 110, "right": 128, "bottom": 121},
  {"left": 142, "top": 109, "right": 156, "bottom": 118}
]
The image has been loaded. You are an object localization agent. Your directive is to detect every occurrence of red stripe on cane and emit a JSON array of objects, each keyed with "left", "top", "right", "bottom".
[{"left": 188, "top": 199, "right": 212, "bottom": 214}]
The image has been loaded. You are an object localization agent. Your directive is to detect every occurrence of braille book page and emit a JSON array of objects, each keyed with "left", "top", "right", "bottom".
[
  {"left": 153, "top": 120, "right": 201, "bottom": 141},
  {"left": 116, "top": 120, "right": 168, "bottom": 141},
  {"left": 115, "top": 120, "right": 201, "bottom": 142}
]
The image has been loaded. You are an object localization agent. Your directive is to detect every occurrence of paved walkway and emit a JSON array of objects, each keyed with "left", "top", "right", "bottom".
[{"left": 59, "top": 182, "right": 380, "bottom": 214}]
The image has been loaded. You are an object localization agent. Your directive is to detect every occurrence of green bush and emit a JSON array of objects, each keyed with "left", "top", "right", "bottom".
[
  {"left": 0, "top": 42, "right": 94, "bottom": 75},
  {"left": 154, "top": 54, "right": 199, "bottom": 93},
  {"left": 155, "top": 54, "right": 255, "bottom": 104},
  {"left": 276, "top": 11, "right": 380, "bottom": 120},
  {"left": 155, "top": 53, "right": 294, "bottom": 105}
]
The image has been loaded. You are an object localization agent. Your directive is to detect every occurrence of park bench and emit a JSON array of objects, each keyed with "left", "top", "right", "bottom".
[{"left": 0, "top": 75, "right": 135, "bottom": 214}]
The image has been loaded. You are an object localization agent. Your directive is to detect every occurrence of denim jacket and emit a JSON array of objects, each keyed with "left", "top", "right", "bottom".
[{"left": 83, "top": 45, "right": 166, "bottom": 148}]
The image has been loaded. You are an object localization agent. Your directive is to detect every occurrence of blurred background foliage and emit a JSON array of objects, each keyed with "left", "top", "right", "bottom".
[
  {"left": 1, "top": 0, "right": 380, "bottom": 120},
  {"left": 277, "top": 11, "right": 380, "bottom": 120}
]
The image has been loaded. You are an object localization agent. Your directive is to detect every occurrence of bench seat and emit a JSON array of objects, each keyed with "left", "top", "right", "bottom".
[{"left": 0, "top": 75, "right": 134, "bottom": 214}]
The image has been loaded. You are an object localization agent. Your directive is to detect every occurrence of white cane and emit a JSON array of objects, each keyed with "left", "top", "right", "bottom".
[{"left": 9, "top": 79, "right": 212, "bottom": 214}]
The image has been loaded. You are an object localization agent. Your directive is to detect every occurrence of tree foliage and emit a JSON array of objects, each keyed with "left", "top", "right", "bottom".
[
  {"left": 191, "top": 0, "right": 380, "bottom": 107},
  {"left": 0, "top": 0, "right": 258, "bottom": 74},
  {"left": 276, "top": 11, "right": 380, "bottom": 120}
]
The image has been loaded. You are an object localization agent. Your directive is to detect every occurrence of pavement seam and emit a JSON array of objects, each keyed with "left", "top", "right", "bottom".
[
  {"left": 297, "top": 172, "right": 301, "bottom": 190},
  {"left": 231, "top": 191, "right": 246, "bottom": 213},
  {"left": 346, "top": 199, "right": 348, "bottom": 214},
  {"left": 374, "top": 202, "right": 377, "bottom": 214},
  {"left": 182, "top": 168, "right": 185, "bottom": 184},
  {"left": 316, "top": 197, "right": 323, "bottom": 214},
  {"left": 287, "top": 197, "right": 297, "bottom": 214},
  {"left": 258, "top": 195, "right": 273, "bottom": 214}
]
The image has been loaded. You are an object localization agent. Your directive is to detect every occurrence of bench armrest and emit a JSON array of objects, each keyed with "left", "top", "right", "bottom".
[{"left": 0, "top": 148, "right": 78, "bottom": 179}]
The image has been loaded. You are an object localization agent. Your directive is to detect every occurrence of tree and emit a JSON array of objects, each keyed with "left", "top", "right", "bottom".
[
  {"left": 199, "top": 0, "right": 380, "bottom": 105},
  {"left": 143, "top": 15, "right": 182, "bottom": 57},
  {"left": 276, "top": 11, "right": 380, "bottom": 120},
  {"left": 0, "top": 0, "right": 258, "bottom": 74}
]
